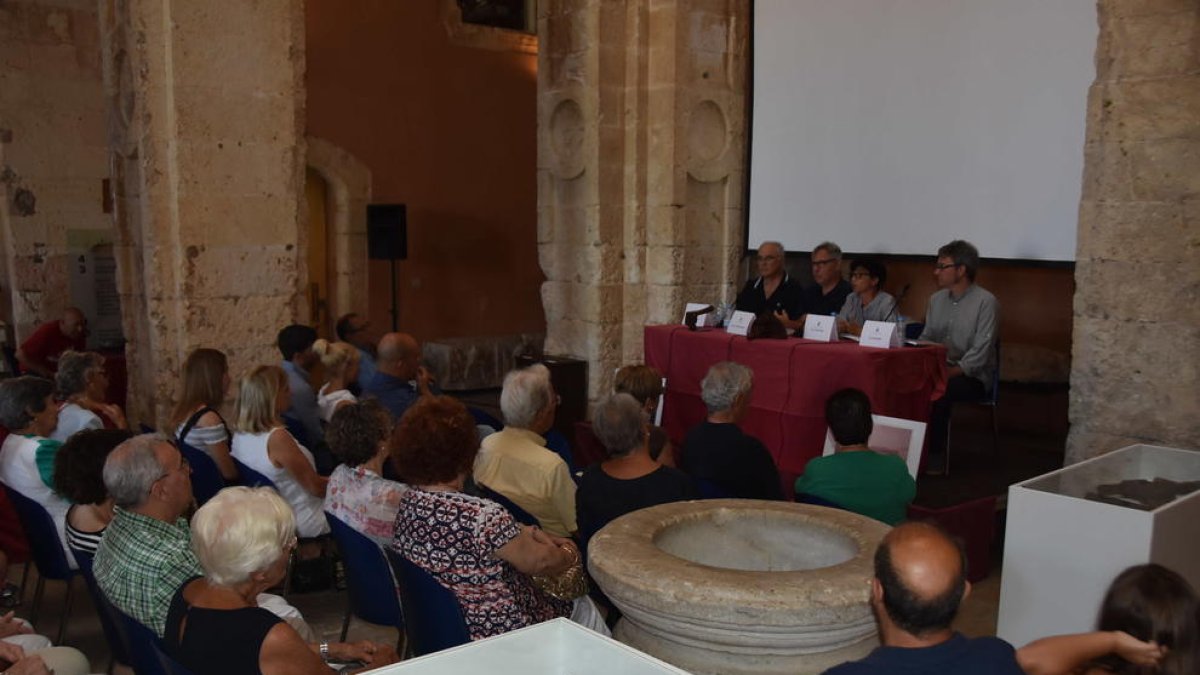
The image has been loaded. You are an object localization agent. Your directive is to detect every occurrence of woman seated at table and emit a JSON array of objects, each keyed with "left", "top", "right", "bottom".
[
  {"left": 165, "top": 486, "right": 397, "bottom": 674},
  {"left": 52, "top": 428, "right": 132, "bottom": 554},
  {"left": 613, "top": 365, "right": 674, "bottom": 466},
  {"left": 50, "top": 351, "right": 128, "bottom": 442},
  {"left": 231, "top": 366, "right": 329, "bottom": 538},
  {"left": 313, "top": 339, "right": 358, "bottom": 423},
  {"left": 681, "top": 362, "right": 783, "bottom": 500},
  {"left": 576, "top": 394, "right": 695, "bottom": 543},
  {"left": 391, "top": 396, "right": 609, "bottom": 641},
  {"left": 324, "top": 400, "right": 406, "bottom": 547},
  {"left": 794, "top": 388, "right": 914, "bottom": 525},
  {"left": 169, "top": 348, "right": 237, "bottom": 480},
  {"left": 836, "top": 257, "right": 897, "bottom": 337}
]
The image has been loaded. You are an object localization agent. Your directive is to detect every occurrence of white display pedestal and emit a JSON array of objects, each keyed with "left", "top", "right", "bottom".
[
  {"left": 375, "top": 618, "right": 691, "bottom": 674},
  {"left": 997, "top": 444, "right": 1200, "bottom": 647}
]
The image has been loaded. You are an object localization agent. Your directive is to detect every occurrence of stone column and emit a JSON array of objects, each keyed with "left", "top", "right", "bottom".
[
  {"left": 1067, "top": 0, "right": 1200, "bottom": 462},
  {"left": 538, "top": 0, "right": 747, "bottom": 399},
  {"left": 99, "top": 0, "right": 306, "bottom": 426}
]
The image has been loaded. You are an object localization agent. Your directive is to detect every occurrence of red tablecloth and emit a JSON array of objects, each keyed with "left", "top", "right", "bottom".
[{"left": 645, "top": 325, "right": 947, "bottom": 476}]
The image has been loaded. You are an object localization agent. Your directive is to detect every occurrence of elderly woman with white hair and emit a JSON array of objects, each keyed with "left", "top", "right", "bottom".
[
  {"left": 164, "top": 487, "right": 397, "bottom": 674},
  {"left": 575, "top": 393, "right": 695, "bottom": 543},
  {"left": 680, "top": 361, "right": 783, "bottom": 500},
  {"left": 473, "top": 364, "right": 577, "bottom": 537}
]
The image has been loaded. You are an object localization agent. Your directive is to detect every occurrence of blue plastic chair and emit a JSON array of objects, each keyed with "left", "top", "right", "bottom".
[
  {"left": 117, "top": 607, "right": 194, "bottom": 675},
  {"left": 325, "top": 513, "right": 405, "bottom": 644},
  {"left": 281, "top": 414, "right": 311, "bottom": 449},
  {"left": 467, "top": 406, "right": 503, "bottom": 431},
  {"left": 179, "top": 442, "right": 226, "bottom": 507},
  {"left": 384, "top": 548, "right": 470, "bottom": 657},
  {"left": 694, "top": 478, "right": 732, "bottom": 499},
  {"left": 544, "top": 430, "right": 576, "bottom": 475},
  {"left": 231, "top": 457, "right": 278, "bottom": 491},
  {"left": 70, "top": 546, "right": 131, "bottom": 671},
  {"left": 795, "top": 493, "right": 848, "bottom": 510},
  {"left": 475, "top": 483, "right": 539, "bottom": 527},
  {"left": 2, "top": 486, "right": 78, "bottom": 643},
  {"left": 905, "top": 321, "right": 925, "bottom": 340}
]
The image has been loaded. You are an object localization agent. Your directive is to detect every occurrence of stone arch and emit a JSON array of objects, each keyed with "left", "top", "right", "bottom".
[{"left": 305, "top": 136, "right": 371, "bottom": 333}]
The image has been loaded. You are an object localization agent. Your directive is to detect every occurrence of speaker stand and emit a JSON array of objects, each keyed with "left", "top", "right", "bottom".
[{"left": 389, "top": 257, "right": 399, "bottom": 332}]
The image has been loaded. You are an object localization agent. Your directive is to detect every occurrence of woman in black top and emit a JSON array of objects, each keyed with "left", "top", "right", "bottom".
[
  {"left": 164, "top": 487, "right": 396, "bottom": 674},
  {"left": 576, "top": 394, "right": 696, "bottom": 543}
]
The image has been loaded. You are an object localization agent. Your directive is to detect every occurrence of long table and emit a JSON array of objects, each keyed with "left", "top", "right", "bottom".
[{"left": 645, "top": 325, "right": 947, "bottom": 477}]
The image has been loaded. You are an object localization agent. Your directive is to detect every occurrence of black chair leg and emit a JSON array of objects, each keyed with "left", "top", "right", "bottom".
[
  {"left": 340, "top": 608, "right": 351, "bottom": 642},
  {"left": 29, "top": 575, "right": 46, "bottom": 628},
  {"left": 56, "top": 578, "right": 75, "bottom": 645}
]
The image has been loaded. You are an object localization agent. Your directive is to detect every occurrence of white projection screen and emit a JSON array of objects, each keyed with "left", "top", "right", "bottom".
[{"left": 748, "top": 0, "right": 1097, "bottom": 261}]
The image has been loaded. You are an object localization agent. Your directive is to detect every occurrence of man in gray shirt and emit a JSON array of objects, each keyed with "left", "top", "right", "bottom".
[
  {"left": 277, "top": 323, "right": 324, "bottom": 449},
  {"left": 919, "top": 240, "right": 999, "bottom": 472}
]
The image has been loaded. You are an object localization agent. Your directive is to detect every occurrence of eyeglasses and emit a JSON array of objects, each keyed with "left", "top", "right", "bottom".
[
  {"left": 157, "top": 456, "right": 190, "bottom": 481},
  {"left": 811, "top": 258, "right": 838, "bottom": 267},
  {"left": 934, "top": 263, "right": 960, "bottom": 271},
  {"left": 756, "top": 255, "right": 781, "bottom": 262},
  {"left": 850, "top": 272, "right": 871, "bottom": 279}
]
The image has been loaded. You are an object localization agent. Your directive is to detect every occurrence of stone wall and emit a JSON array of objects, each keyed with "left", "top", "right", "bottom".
[
  {"left": 100, "top": 0, "right": 307, "bottom": 426},
  {"left": 0, "top": 0, "right": 108, "bottom": 341},
  {"left": 538, "top": 0, "right": 747, "bottom": 399},
  {"left": 1066, "top": 0, "right": 1200, "bottom": 462}
]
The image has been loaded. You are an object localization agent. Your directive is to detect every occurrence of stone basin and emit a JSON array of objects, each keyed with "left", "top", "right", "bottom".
[{"left": 588, "top": 500, "right": 890, "bottom": 675}]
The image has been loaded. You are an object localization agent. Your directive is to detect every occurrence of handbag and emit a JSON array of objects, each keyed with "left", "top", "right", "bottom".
[{"left": 530, "top": 543, "right": 588, "bottom": 601}]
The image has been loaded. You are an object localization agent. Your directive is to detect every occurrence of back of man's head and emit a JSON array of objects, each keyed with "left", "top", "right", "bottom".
[
  {"left": 826, "top": 388, "right": 873, "bottom": 447},
  {"left": 874, "top": 521, "right": 968, "bottom": 638},
  {"left": 277, "top": 324, "right": 317, "bottom": 362},
  {"left": 103, "top": 434, "right": 170, "bottom": 509},
  {"left": 376, "top": 332, "right": 418, "bottom": 371}
]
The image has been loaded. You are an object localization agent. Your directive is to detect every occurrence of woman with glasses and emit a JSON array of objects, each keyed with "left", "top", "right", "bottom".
[
  {"left": 836, "top": 257, "right": 897, "bottom": 336},
  {"left": 165, "top": 487, "right": 396, "bottom": 674},
  {"left": 50, "top": 350, "right": 128, "bottom": 442}
]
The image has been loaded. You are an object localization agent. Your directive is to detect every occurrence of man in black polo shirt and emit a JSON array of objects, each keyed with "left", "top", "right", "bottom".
[
  {"left": 801, "top": 241, "right": 853, "bottom": 321},
  {"left": 735, "top": 241, "right": 804, "bottom": 330},
  {"left": 824, "top": 522, "right": 1023, "bottom": 675}
]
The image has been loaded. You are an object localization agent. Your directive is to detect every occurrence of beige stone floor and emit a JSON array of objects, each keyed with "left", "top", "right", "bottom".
[{"left": 9, "top": 560, "right": 1001, "bottom": 670}]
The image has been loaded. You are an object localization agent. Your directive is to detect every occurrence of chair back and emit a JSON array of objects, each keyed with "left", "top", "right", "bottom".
[
  {"left": 2, "top": 486, "right": 74, "bottom": 579},
  {"left": 384, "top": 548, "right": 470, "bottom": 656},
  {"left": 232, "top": 458, "right": 278, "bottom": 491},
  {"left": 985, "top": 342, "right": 1001, "bottom": 405},
  {"left": 281, "top": 414, "right": 310, "bottom": 449},
  {"left": 178, "top": 442, "right": 226, "bottom": 507},
  {"left": 467, "top": 406, "right": 503, "bottom": 431},
  {"left": 69, "top": 546, "right": 131, "bottom": 668},
  {"left": 325, "top": 513, "right": 403, "bottom": 629},
  {"left": 695, "top": 478, "right": 732, "bottom": 499},
  {"left": 904, "top": 321, "right": 925, "bottom": 340},
  {"left": 117, "top": 608, "right": 172, "bottom": 675},
  {"left": 571, "top": 421, "right": 608, "bottom": 470},
  {"left": 795, "top": 493, "right": 847, "bottom": 510},
  {"left": 544, "top": 430, "right": 576, "bottom": 474},
  {"left": 475, "top": 484, "right": 538, "bottom": 526}
]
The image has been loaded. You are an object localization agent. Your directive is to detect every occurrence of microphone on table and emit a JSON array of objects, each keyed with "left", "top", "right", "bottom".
[{"left": 882, "top": 283, "right": 911, "bottom": 323}]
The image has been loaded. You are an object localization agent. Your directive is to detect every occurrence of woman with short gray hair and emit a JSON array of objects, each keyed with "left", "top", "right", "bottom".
[
  {"left": 682, "top": 362, "right": 783, "bottom": 500},
  {"left": 575, "top": 394, "right": 695, "bottom": 543},
  {"left": 51, "top": 350, "right": 128, "bottom": 442},
  {"left": 164, "top": 487, "right": 397, "bottom": 673}
]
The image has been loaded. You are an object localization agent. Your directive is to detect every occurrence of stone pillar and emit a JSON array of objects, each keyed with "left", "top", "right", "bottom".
[
  {"left": 99, "top": 0, "right": 306, "bottom": 426},
  {"left": 538, "top": 0, "right": 747, "bottom": 399},
  {"left": 1067, "top": 0, "right": 1200, "bottom": 462}
]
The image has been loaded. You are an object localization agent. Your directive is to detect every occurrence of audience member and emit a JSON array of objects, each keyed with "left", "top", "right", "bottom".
[
  {"left": 52, "top": 428, "right": 132, "bottom": 555},
  {"left": 0, "top": 640, "right": 88, "bottom": 675},
  {"left": 391, "top": 396, "right": 608, "bottom": 640},
  {"left": 16, "top": 308, "right": 87, "bottom": 377},
  {"left": 169, "top": 348, "right": 236, "bottom": 480},
  {"left": 802, "top": 242, "right": 853, "bottom": 321},
  {"left": 277, "top": 324, "right": 323, "bottom": 448},
  {"left": 50, "top": 351, "right": 127, "bottom": 442},
  {"left": 836, "top": 257, "right": 897, "bottom": 336},
  {"left": 324, "top": 400, "right": 406, "bottom": 547},
  {"left": 165, "top": 487, "right": 396, "bottom": 674},
  {"left": 335, "top": 313, "right": 378, "bottom": 393},
  {"left": 312, "top": 339, "right": 358, "bottom": 423},
  {"left": 735, "top": 241, "right": 804, "bottom": 332},
  {"left": 1017, "top": 563, "right": 1196, "bottom": 675},
  {"left": 231, "top": 366, "right": 329, "bottom": 538},
  {"left": 613, "top": 364, "right": 672, "bottom": 465},
  {"left": 794, "top": 389, "right": 914, "bottom": 524},
  {"left": 824, "top": 521, "right": 1023, "bottom": 674},
  {"left": 919, "top": 240, "right": 999, "bottom": 471},
  {"left": 576, "top": 394, "right": 695, "bottom": 543},
  {"left": 681, "top": 362, "right": 783, "bottom": 500},
  {"left": 363, "top": 332, "right": 432, "bottom": 422},
  {"left": 474, "top": 364, "right": 577, "bottom": 537},
  {"left": 94, "top": 434, "right": 199, "bottom": 636},
  {"left": 0, "top": 377, "right": 73, "bottom": 560}
]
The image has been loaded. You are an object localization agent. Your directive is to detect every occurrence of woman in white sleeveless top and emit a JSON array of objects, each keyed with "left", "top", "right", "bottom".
[{"left": 230, "top": 365, "right": 329, "bottom": 537}]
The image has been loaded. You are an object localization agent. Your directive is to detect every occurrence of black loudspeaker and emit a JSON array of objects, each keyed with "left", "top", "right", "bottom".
[{"left": 367, "top": 204, "right": 408, "bottom": 260}]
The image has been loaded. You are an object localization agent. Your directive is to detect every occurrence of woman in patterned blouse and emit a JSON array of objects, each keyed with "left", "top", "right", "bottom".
[
  {"left": 323, "top": 400, "right": 405, "bottom": 547},
  {"left": 390, "top": 396, "right": 609, "bottom": 640}
]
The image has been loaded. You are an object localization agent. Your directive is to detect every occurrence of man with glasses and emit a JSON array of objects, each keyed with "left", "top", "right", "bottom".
[
  {"left": 735, "top": 241, "right": 805, "bottom": 330},
  {"left": 800, "top": 241, "right": 853, "bottom": 323},
  {"left": 919, "top": 240, "right": 999, "bottom": 473}
]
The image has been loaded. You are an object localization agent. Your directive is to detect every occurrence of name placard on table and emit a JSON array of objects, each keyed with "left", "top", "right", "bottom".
[
  {"left": 859, "top": 320, "right": 900, "bottom": 349},
  {"left": 725, "top": 310, "right": 756, "bottom": 336},
  {"left": 802, "top": 315, "right": 838, "bottom": 342}
]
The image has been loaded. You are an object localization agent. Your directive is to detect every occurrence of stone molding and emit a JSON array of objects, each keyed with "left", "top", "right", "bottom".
[{"left": 306, "top": 136, "right": 372, "bottom": 329}]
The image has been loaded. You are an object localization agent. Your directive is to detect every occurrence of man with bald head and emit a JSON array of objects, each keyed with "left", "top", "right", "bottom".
[
  {"left": 735, "top": 242, "right": 805, "bottom": 330},
  {"left": 825, "top": 522, "right": 1022, "bottom": 674},
  {"left": 363, "top": 332, "right": 434, "bottom": 421},
  {"left": 16, "top": 307, "right": 88, "bottom": 377}
]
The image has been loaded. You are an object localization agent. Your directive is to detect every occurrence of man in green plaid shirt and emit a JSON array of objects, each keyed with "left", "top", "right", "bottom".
[{"left": 94, "top": 434, "right": 199, "bottom": 637}]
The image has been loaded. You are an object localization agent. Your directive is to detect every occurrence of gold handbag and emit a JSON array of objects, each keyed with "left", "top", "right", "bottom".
[{"left": 531, "top": 544, "right": 589, "bottom": 601}]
